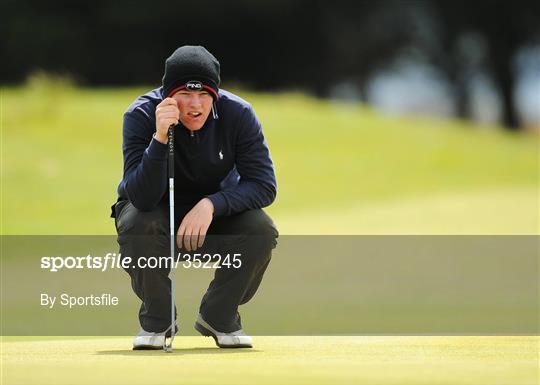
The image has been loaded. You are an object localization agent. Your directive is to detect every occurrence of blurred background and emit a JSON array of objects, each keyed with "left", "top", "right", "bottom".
[{"left": 1, "top": 0, "right": 539, "bottom": 234}]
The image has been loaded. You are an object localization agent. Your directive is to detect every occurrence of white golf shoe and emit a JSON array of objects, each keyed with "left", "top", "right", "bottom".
[
  {"left": 132, "top": 326, "right": 177, "bottom": 350},
  {"left": 194, "top": 314, "right": 253, "bottom": 348}
]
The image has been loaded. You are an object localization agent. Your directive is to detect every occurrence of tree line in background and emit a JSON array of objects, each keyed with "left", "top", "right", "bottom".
[{"left": 2, "top": 0, "right": 538, "bottom": 129}]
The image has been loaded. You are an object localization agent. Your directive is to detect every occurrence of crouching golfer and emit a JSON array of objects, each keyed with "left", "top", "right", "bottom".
[{"left": 111, "top": 45, "right": 278, "bottom": 349}]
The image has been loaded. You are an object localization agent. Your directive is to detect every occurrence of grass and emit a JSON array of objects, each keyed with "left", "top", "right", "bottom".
[
  {"left": 1, "top": 82, "right": 538, "bottom": 385},
  {"left": 2, "top": 336, "right": 539, "bottom": 385},
  {"left": 1, "top": 82, "right": 538, "bottom": 234}
]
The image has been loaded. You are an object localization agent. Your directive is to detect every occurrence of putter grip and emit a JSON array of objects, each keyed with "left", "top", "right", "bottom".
[{"left": 168, "top": 125, "right": 175, "bottom": 176}]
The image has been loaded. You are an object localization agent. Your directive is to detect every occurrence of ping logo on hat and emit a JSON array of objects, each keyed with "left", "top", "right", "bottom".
[
  {"left": 186, "top": 81, "right": 203, "bottom": 91},
  {"left": 166, "top": 79, "right": 219, "bottom": 100}
]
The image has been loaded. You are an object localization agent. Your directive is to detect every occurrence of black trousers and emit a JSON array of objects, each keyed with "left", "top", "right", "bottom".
[{"left": 113, "top": 200, "right": 278, "bottom": 333}]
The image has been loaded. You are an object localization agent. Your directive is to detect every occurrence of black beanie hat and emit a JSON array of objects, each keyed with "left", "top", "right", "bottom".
[{"left": 162, "top": 45, "right": 221, "bottom": 100}]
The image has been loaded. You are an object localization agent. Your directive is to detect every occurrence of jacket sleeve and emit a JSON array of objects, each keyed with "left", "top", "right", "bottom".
[
  {"left": 207, "top": 106, "right": 277, "bottom": 216},
  {"left": 119, "top": 109, "right": 168, "bottom": 211}
]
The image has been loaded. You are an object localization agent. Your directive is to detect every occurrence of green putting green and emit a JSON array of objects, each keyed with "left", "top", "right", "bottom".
[{"left": 2, "top": 336, "right": 538, "bottom": 385}]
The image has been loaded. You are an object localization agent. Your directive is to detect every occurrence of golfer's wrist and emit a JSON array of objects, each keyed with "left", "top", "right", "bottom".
[
  {"left": 206, "top": 193, "right": 227, "bottom": 217},
  {"left": 201, "top": 198, "right": 214, "bottom": 215},
  {"left": 153, "top": 132, "right": 168, "bottom": 144}
]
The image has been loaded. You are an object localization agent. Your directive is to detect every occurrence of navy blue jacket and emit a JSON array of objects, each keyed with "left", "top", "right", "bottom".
[{"left": 116, "top": 87, "right": 276, "bottom": 217}]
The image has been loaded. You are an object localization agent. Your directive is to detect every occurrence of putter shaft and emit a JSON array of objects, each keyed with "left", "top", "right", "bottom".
[{"left": 164, "top": 124, "right": 176, "bottom": 352}]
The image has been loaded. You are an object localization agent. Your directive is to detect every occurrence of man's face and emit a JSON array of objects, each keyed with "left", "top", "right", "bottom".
[{"left": 172, "top": 90, "right": 213, "bottom": 131}]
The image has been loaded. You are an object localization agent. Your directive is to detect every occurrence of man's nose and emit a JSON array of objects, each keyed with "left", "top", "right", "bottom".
[{"left": 188, "top": 94, "right": 203, "bottom": 107}]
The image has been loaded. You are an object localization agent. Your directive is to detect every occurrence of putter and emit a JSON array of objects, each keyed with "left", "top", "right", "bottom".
[{"left": 163, "top": 124, "right": 176, "bottom": 353}]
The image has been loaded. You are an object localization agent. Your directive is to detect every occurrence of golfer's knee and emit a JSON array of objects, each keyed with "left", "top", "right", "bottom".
[
  {"left": 254, "top": 215, "right": 278, "bottom": 250},
  {"left": 248, "top": 211, "right": 278, "bottom": 238},
  {"left": 116, "top": 201, "right": 167, "bottom": 236},
  {"left": 243, "top": 211, "right": 278, "bottom": 252}
]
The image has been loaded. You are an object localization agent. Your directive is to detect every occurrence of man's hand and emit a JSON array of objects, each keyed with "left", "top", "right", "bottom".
[
  {"left": 155, "top": 98, "right": 180, "bottom": 144},
  {"left": 177, "top": 198, "right": 214, "bottom": 251}
]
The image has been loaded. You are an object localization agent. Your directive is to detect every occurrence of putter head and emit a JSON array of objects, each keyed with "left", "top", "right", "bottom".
[{"left": 163, "top": 336, "right": 174, "bottom": 353}]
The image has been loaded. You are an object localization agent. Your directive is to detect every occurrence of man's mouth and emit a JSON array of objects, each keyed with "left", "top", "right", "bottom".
[{"left": 188, "top": 112, "right": 202, "bottom": 117}]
